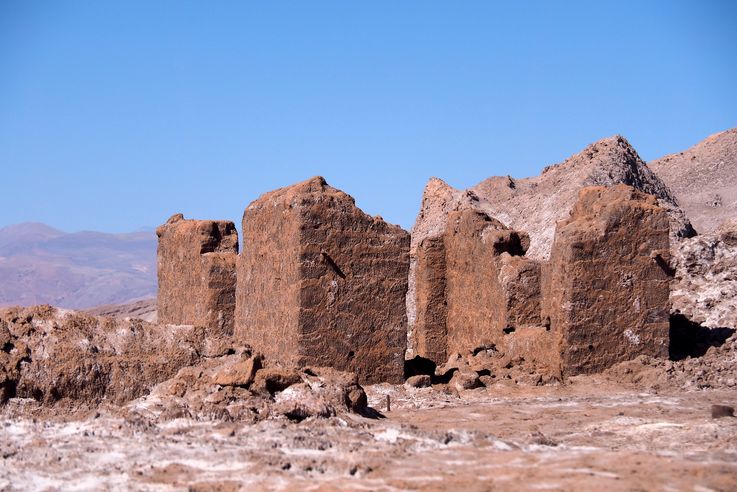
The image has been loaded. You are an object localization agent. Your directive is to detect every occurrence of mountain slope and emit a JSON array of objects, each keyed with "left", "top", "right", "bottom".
[
  {"left": 0, "top": 223, "right": 156, "bottom": 309},
  {"left": 649, "top": 127, "right": 737, "bottom": 234}
]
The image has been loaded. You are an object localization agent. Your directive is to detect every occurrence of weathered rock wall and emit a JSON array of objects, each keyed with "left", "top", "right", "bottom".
[
  {"left": 544, "top": 185, "right": 672, "bottom": 376},
  {"left": 235, "top": 191, "right": 302, "bottom": 367},
  {"left": 236, "top": 177, "right": 410, "bottom": 384},
  {"left": 156, "top": 214, "right": 238, "bottom": 336},
  {"left": 411, "top": 208, "right": 543, "bottom": 366},
  {"left": 413, "top": 235, "right": 448, "bottom": 364},
  {"left": 444, "top": 209, "right": 536, "bottom": 357}
]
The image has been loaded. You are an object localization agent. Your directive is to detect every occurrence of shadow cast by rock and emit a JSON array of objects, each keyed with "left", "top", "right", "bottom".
[{"left": 669, "top": 313, "right": 736, "bottom": 361}]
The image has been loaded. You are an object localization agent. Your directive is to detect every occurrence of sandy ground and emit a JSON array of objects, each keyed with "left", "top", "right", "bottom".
[{"left": 1, "top": 379, "right": 735, "bottom": 491}]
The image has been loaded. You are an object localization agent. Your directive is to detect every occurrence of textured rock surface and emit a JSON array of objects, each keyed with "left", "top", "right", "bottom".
[
  {"left": 411, "top": 207, "right": 542, "bottom": 365},
  {"left": 544, "top": 185, "right": 672, "bottom": 376},
  {"left": 412, "top": 235, "right": 448, "bottom": 364},
  {"left": 670, "top": 220, "right": 737, "bottom": 329},
  {"left": 406, "top": 179, "right": 485, "bottom": 356},
  {"left": 236, "top": 177, "right": 410, "bottom": 384},
  {"left": 0, "top": 305, "right": 205, "bottom": 406},
  {"left": 444, "top": 209, "right": 539, "bottom": 360},
  {"left": 407, "top": 136, "right": 692, "bottom": 353},
  {"left": 650, "top": 127, "right": 737, "bottom": 235},
  {"left": 156, "top": 214, "right": 238, "bottom": 335}
]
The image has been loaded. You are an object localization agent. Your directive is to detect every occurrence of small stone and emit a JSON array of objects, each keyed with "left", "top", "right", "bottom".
[
  {"left": 711, "top": 404, "right": 735, "bottom": 419},
  {"left": 405, "top": 374, "right": 432, "bottom": 388},
  {"left": 450, "top": 370, "right": 482, "bottom": 391},
  {"left": 212, "top": 353, "right": 263, "bottom": 387},
  {"left": 251, "top": 367, "right": 303, "bottom": 396},
  {"left": 479, "top": 375, "right": 495, "bottom": 387}
]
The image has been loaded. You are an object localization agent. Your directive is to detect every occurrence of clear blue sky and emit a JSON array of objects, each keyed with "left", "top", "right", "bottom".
[{"left": 1, "top": 1, "right": 735, "bottom": 233}]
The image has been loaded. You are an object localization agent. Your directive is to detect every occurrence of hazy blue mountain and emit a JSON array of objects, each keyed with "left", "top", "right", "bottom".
[{"left": 0, "top": 223, "right": 156, "bottom": 309}]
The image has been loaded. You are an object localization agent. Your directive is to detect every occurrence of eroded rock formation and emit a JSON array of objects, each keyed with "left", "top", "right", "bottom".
[
  {"left": 443, "top": 210, "right": 540, "bottom": 362},
  {"left": 544, "top": 185, "right": 672, "bottom": 376},
  {"left": 156, "top": 214, "right": 238, "bottom": 336},
  {"left": 412, "top": 184, "right": 672, "bottom": 376},
  {"left": 407, "top": 137, "right": 694, "bottom": 355},
  {"left": 235, "top": 177, "right": 410, "bottom": 384}
]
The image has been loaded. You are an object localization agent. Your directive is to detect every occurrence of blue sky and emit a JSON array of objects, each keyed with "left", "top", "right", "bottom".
[{"left": 1, "top": 1, "right": 735, "bottom": 232}]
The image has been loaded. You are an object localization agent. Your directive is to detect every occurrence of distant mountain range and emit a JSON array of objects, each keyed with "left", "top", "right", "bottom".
[{"left": 0, "top": 222, "right": 156, "bottom": 309}]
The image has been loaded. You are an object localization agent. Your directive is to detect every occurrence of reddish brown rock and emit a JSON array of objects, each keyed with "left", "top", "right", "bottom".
[
  {"left": 156, "top": 214, "right": 238, "bottom": 336},
  {"left": 413, "top": 234, "right": 448, "bottom": 364},
  {"left": 544, "top": 185, "right": 672, "bottom": 376},
  {"left": 211, "top": 353, "right": 263, "bottom": 387},
  {"left": 406, "top": 178, "right": 482, "bottom": 357},
  {"left": 411, "top": 207, "right": 544, "bottom": 366},
  {"left": 444, "top": 209, "right": 541, "bottom": 358},
  {"left": 235, "top": 177, "right": 410, "bottom": 384}
]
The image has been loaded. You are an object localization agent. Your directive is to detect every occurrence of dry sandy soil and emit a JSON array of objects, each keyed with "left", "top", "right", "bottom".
[{"left": 1, "top": 380, "right": 735, "bottom": 491}]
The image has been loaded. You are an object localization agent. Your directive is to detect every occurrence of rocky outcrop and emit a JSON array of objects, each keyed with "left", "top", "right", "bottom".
[
  {"left": 409, "top": 206, "right": 543, "bottom": 365},
  {"left": 0, "top": 305, "right": 205, "bottom": 405},
  {"left": 407, "top": 136, "right": 693, "bottom": 355},
  {"left": 544, "top": 185, "right": 672, "bottom": 376},
  {"left": 444, "top": 210, "right": 540, "bottom": 361},
  {"left": 472, "top": 136, "right": 693, "bottom": 258},
  {"left": 156, "top": 214, "right": 238, "bottom": 336},
  {"left": 413, "top": 234, "right": 448, "bottom": 364},
  {"left": 670, "top": 220, "right": 737, "bottom": 329},
  {"left": 407, "top": 178, "right": 482, "bottom": 358},
  {"left": 650, "top": 128, "right": 737, "bottom": 235},
  {"left": 235, "top": 177, "right": 410, "bottom": 384}
]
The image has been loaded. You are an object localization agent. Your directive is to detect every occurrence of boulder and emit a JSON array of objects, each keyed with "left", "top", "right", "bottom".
[
  {"left": 251, "top": 367, "right": 303, "bottom": 396},
  {"left": 449, "top": 370, "right": 482, "bottom": 391},
  {"left": 211, "top": 353, "right": 263, "bottom": 387},
  {"left": 405, "top": 374, "right": 432, "bottom": 388}
]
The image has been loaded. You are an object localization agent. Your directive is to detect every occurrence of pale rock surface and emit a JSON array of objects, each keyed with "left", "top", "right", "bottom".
[
  {"left": 671, "top": 219, "right": 737, "bottom": 329},
  {"left": 650, "top": 127, "right": 737, "bottom": 235}
]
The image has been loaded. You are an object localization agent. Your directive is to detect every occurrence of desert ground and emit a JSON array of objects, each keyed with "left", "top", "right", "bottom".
[{"left": 2, "top": 376, "right": 736, "bottom": 491}]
